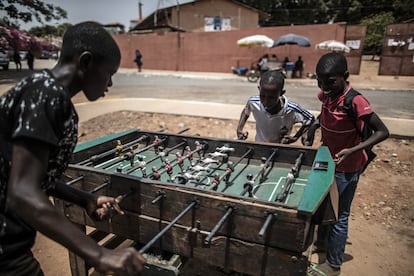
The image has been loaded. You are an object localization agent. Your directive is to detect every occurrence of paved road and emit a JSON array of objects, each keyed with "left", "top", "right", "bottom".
[
  {"left": 111, "top": 72, "right": 414, "bottom": 120},
  {"left": 1, "top": 61, "right": 413, "bottom": 120}
]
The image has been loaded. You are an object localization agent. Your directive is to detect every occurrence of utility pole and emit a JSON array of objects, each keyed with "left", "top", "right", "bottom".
[
  {"left": 138, "top": 0, "right": 143, "bottom": 20},
  {"left": 176, "top": 0, "right": 180, "bottom": 48},
  {"left": 176, "top": 0, "right": 181, "bottom": 71}
]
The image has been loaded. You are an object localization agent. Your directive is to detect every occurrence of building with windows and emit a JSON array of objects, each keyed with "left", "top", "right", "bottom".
[{"left": 130, "top": 0, "right": 260, "bottom": 33}]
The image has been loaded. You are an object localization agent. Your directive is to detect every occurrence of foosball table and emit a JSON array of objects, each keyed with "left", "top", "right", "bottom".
[{"left": 56, "top": 129, "right": 337, "bottom": 276}]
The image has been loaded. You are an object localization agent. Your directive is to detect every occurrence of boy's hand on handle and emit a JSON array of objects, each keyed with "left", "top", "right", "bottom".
[
  {"left": 88, "top": 195, "right": 125, "bottom": 220},
  {"left": 237, "top": 131, "right": 248, "bottom": 140},
  {"left": 334, "top": 148, "right": 353, "bottom": 164},
  {"left": 96, "top": 247, "right": 146, "bottom": 275},
  {"left": 301, "top": 134, "right": 314, "bottom": 146},
  {"left": 281, "top": 136, "right": 296, "bottom": 144}
]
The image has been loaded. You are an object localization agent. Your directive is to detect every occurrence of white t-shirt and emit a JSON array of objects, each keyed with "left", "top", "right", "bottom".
[{"left": 242, "top": 95, "right": 313, "bottom": 143}]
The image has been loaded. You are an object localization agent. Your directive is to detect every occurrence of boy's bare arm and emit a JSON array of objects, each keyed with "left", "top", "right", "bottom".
[
  {"left": 301, "top": 115, "right": 320, "bottom": 146},
  {"left": 335, "top": 113, "right": 389, "bottom": 164},
  {"left": 282, "top": 118, "right": 314, "bottom": 144},
  {"left": 237, "top": 111, "right": 249, "bottom": 140},
  {"left": 50, "top": 180, "right": 124, "bottom": 220},
  {"left": 7, "top": 139, "right": 145, "bottom": 274}
]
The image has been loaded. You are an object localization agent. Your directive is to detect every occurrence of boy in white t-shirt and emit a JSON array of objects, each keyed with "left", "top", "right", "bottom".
[{"left": 237, "top": 70, "right": 314, "bottom": 144}]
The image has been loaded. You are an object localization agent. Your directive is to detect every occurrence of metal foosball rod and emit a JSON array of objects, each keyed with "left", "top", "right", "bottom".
[
  {"left": 65, "top": 181, "right": 110, "bottom": 208},
  {"left": 126, "top": 139, "right": 188, "bottom": 174},
  {"left": 210, "top": 147, "right": 254, "bottom": 190},
  {"left": 89, "top": 181, "right": 111, "bottom": 194},
  {"left": 252, "top": 149, "right": 278, "bottom": 183},
  {"left": 76, "top": 134, "right": 149, "bottom": 166},
  {"left": 165, "top": 140, "right": 188, "bottom": 156},
  {"left": 204, "top": 206, "right": 234, "bottom": 245},
  {"left": 275, "top": 151, "right": 305, "bottom": 203},
  {"left": 98, "top": 135, "right": 169, "bottom": 170},
  {"left": 147, "top": 141, "right": 207, "bottom": 179},
  {"left": 66, "top": 175, "right": 85, "bottom": 186},
  {"left": 258, "top": 213, "right": 277, "bottom": 237},
  {"left": 138, "top": 200, "right": 198, "bottom": 254},
  {"left": 151, "top": 191, "right": 166, "bottom": 204}
]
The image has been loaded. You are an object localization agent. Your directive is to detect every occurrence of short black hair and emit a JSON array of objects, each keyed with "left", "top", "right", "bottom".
[
  {"left": 60, "top": 21, "right": 121, "bottom": 66},
  {"left": 316, "top": 52, "right": 348, "bottom": 76},
  {"left": 260, "top": 69, "right": 285, "bottom": 88}
]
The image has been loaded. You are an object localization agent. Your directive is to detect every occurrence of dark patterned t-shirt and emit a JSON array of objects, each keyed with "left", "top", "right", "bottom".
[{"left": 0, "top": 70, "right": 78, "bottom": 260}]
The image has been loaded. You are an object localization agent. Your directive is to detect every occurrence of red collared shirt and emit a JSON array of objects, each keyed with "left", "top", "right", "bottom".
[{"left": 318, "top": 85, "right": 373, "bottom": 172}]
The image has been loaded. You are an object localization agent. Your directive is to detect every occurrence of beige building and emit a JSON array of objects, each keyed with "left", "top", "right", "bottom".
[{"left": 131, "top": 0, "right": 260, "bottom": 33}]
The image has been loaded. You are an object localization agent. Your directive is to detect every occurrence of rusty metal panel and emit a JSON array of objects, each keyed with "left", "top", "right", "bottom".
[
  {"left": 380, "top": 23, "right": 414, "bottom": 76},
  {"left": 344, "top": 25, "right": 366, "bottom": 74},
  {"left": 379, "top": 56, "right": 401, "bottom": 76}
]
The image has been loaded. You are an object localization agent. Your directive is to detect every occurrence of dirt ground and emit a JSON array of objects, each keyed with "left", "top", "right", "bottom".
[{"left": 32, "top": 111, "right": 414, "bottom": 275}]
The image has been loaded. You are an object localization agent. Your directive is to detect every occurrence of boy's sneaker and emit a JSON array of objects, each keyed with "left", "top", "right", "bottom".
[{"left": 307, "top": 262, "right": 340, "bottom": 276}]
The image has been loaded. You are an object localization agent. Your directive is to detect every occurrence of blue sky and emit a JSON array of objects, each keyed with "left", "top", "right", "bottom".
[{"left": 11, "top": 0, "right": 193, "bottom": 30}]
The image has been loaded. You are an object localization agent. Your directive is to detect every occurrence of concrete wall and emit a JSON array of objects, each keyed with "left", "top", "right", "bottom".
[{"left": 115, "top": 23, "right": 364, "bottom": 75}]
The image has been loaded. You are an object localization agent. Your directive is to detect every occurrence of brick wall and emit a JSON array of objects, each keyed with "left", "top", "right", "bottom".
[{"left": 115, "top": 23, "right": 365, "bottom": 75}]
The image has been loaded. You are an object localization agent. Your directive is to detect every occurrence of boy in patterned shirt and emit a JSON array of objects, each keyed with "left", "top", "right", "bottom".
[
  {"left": 237, "top": 70, "right": 314, "bottom": 144},
  {"left": 0, "top": 22, "right": 145, "bottom": 275}
]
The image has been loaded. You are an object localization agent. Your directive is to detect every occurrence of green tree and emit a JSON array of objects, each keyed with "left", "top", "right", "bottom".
[
  {"left": 28, "top": 23, "right": 71, "bottom": 37},
  {"left": 360, "top": 12, "right": 395, "bottom": 48},
  {"left": 0, "top": 0, "right": 67, "bottom": 27}
]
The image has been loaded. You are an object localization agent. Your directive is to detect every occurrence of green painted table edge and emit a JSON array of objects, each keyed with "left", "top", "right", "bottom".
[{"left": 297, "top": 146, "right": 335, "bottom": 215}]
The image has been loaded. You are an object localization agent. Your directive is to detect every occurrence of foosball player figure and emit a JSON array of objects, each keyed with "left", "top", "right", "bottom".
[
  {"left": 190, "top": 164, "right": 209, "bottom": 172},
  {"left": 151, "top": 166, "right": 161, "bottom": 180},
  {"left": 224, "top": 161, "right": 234, "bottom": 184},
  {"left": 195, "top": 140, "right": 204, "bottom": 158},
  {"left": 158, "top": 146, "right": 166, "bottom": 161},
  {"left": 243, "top": 173, "right": 254, "bottom": 197},
  {"left": 209, "top": 151, "right": 229, "bottom": 163},
  {"left": 211, "top": 173, "right": 221, "bottom": 191},
  {"left": 201, "top": 157, "right": 219, "bottom": 165},
  {"left": 125, "top": 147, "right": 136, "bottom": 167},
  {"left": 175, "top": 151, "right": 185, "bottom": 171},
  {"left": 153, "top": 135, "right": 161, "bottom": 153},
  {"left": 185, "top": 145, "right": 193, "bottom": 162},
  {"left": 259, "top": 156, "right": 267, "bottom": 182},
  {"left": 116, "top": 165, "right": 123, "bottom": 173},
  {"left": 137, "top": 156, "right": 147, "bottom": 177},
  {"left": 216, "top": 144, "right": 235, "bottom": 153},
  {"left": 163, "top": 158, "right": 174, "bottom": 180},
  {"left": 115, "top": 139, "right": 123, "bottom": 158}
]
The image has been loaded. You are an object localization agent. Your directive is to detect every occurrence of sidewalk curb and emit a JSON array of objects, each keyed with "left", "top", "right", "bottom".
[{"left": 75, "top": 98, "right": 414, "bottom": 138}]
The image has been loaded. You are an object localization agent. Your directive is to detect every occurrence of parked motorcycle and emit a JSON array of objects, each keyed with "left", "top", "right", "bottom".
[{"left": 246, "top": 67, "right": 285, "bottom": 83}]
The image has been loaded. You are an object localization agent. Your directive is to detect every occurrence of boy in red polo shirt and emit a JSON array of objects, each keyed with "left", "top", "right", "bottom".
[{"left": 304, "top": 52, "right": 389, "bottom": 275}]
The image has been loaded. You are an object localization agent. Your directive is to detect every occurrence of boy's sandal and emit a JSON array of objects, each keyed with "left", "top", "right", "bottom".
[{"left": 307, "top": 263, "right": 340, "bottom": 276}]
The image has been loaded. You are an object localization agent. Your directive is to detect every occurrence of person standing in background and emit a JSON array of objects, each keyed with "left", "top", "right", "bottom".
[
  {"left": 293, "top": 56, "right": 304, "bottom": 78},
  {"left": 26, "top": 50, "right": 34, "bottom": 70},
  {"left": 13, "top": 50, "right": 21, "bottom": 71},
  {"left": 134, "top": 49, "right": 143, "bottom": 72}
]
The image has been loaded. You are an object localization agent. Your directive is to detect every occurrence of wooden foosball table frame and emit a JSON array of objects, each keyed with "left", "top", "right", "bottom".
[{"left": 55, "top": 129, "right": 338, "bottom": 276}]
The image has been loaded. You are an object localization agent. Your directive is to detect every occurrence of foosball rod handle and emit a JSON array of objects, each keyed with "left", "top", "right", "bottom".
[
  {"left": 139, "top": 200, "right": 198, "bottom": 254},
  {"left": 258, "top": 213, "right": 277, "bottom": 237},
  {"left": 151, "top": 191, "right": 166, "bottom": 204},
  {"left": 66, "top": 175, "right": 84, "bottom": 186},
  {"left": 204, "top": 207, "right": 234, "bottom": 245}
]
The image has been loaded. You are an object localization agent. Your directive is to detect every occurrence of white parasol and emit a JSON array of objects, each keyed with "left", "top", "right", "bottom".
[{"left": 237, "top": 35, "right": 274, "bottom": 48}]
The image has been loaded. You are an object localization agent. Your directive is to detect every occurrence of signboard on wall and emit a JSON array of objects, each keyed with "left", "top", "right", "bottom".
[{"left": 204, "top": 16, "right": 231, "bottom": 32}]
